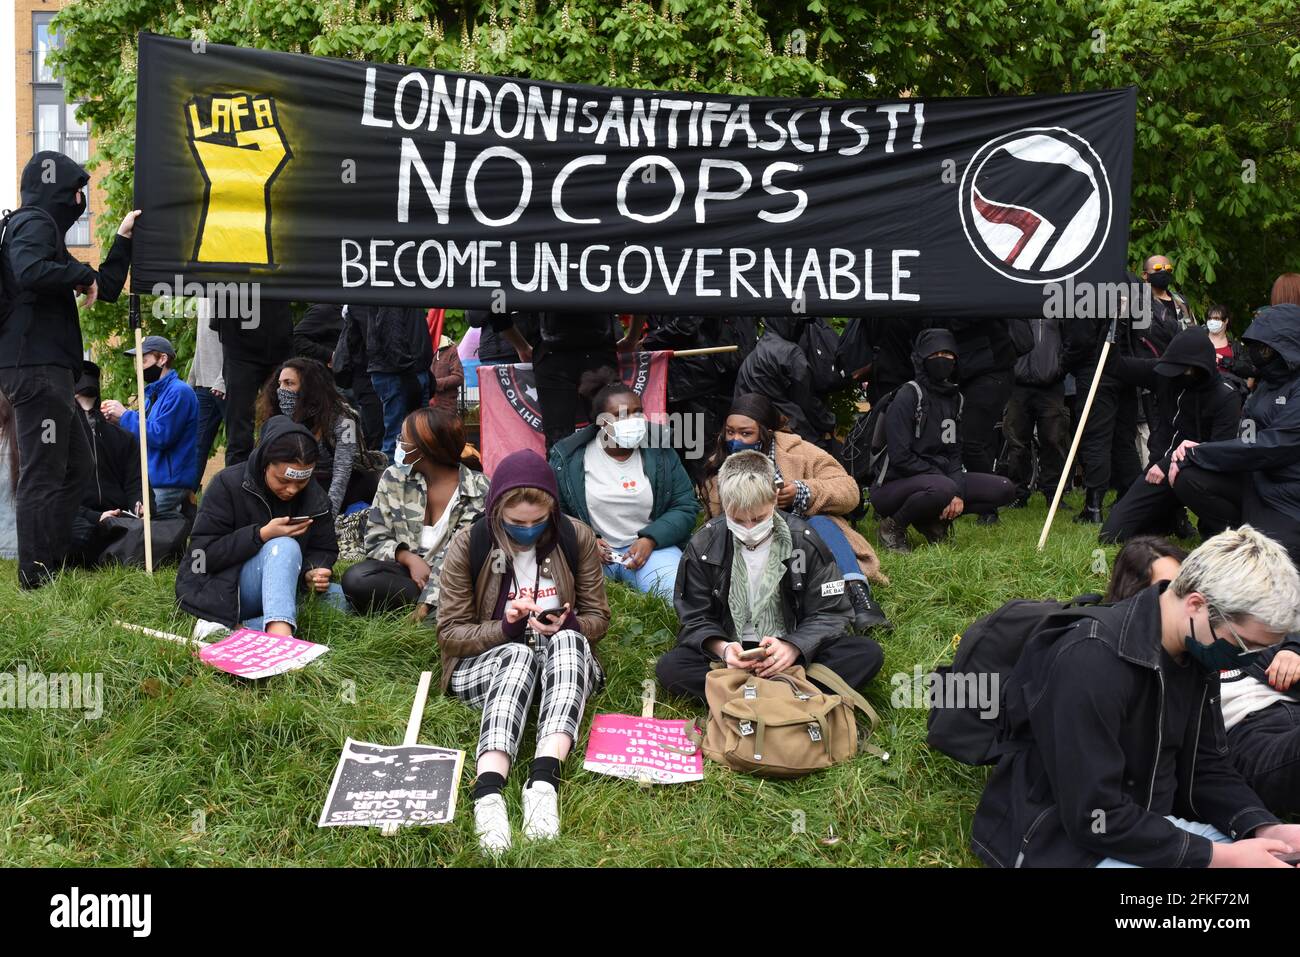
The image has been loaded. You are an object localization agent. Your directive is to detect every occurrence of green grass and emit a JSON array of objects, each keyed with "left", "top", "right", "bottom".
[{"left": 0, "top": 492, "right": 1144, "bottom": 867}]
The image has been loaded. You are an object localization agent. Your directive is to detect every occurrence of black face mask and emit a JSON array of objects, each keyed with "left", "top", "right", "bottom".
[
  {"left": 142, "top": 364, "right": 163, "bottom": 384},
  {"left": 1148, "top": 271, "right": 1173, "bottom": 290},
  {"left": 924, "top": 356, "right": 956, "bottom": 382}
]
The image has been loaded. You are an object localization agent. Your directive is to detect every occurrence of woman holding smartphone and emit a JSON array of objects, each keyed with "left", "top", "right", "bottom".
[
  {"left": 176, "top": 415, "right": 347, "bottom": 640},
  {"left": 436, "top": 449, "right": 609, "bottom": 855}
]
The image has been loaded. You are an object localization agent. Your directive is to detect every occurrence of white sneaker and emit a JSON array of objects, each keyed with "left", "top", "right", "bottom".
[
  {"left": 474, "top": 793, "right": 512, "bottom": 855},
  {"left": 521, "top": 781, "right": 560, "bottom": 841},
  {"left": 192, "top": 619, "right": 230, "bottom": 642}
]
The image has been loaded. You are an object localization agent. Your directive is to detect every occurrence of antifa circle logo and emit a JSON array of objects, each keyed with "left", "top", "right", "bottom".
[
  {"left": 495, "top": 352, "right": 653, "bottom": 430},
  {"left": 958, "top": 127, "right": 1112, "bottom": 284},
  {"left": 186, "top": 92, "right": 291, "bottom": 269}
]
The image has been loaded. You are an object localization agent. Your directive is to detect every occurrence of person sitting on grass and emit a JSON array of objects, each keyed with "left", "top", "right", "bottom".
[
  {"left": 342, "top": 407, "right": 488, "bottom": 620},
  {"left": 1104, "top": 535, "right": 1187, "bottom": 603},
  {"left": 549, "top": 374, "right": 699, "bottom": 601},
  {"left": 870, "top": 328, "right": 1016, "bottom": 553},
  {"left": 698, "top": 392, "right": 889, "bottom": 632},
  {"left": 657, "top": 450, "right": 884, "bottom": 703},
  {"left": 435, "top": 449, "right": 610, "bottom": 855},
  {"left": 973, "top": 525, "right": 1300, "bottom": 868},
  {"left": 176, "top": 415, "right": 346, "bottom": 640}
]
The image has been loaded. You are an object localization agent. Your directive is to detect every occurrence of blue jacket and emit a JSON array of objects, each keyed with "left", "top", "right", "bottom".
[
  {"left": 550, "top": 424, "right": 700, "bottom": 550},
  {"left": 119, "top": 369, "right": 200, "bottom": 490}
]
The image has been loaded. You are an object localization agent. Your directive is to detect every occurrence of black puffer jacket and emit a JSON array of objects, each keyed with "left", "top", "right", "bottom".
[
  {"left": 175, "top": 416, "right": 337, "bottom": 626},
  {"left": 0, "top": 151, "right": 131, "bottom": 371},
  {"left": 1110, "top": 328, "right": 1241, "bottom": 468},
  {"left": 1185, "top": 304, "right": 1300, "bottom": 534},
  {"left": 734, "top": 317, "right": 835, "bottom": 442},
  {"left": 937, "top": 317, "right": 1016, "bottom": 383},
  {"left": 973, "top": 584, "right": 1278, "bottom": 869},
  {"left": 293, "top": 303, "right": 343, "bottom": 366},
  {"left": 352, "top": 304, "right": 433, "bottom": 376},
  {"left": 877, "top": 328, "right": 966, "bottom": 494},
  {"left": 672, "top": 512, "right": 854, "bottom": 662}
]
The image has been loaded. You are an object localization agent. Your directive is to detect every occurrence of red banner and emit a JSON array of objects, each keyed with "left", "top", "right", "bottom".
[{"left": 478, "top": 350, "right": 670, "bottom": 476}]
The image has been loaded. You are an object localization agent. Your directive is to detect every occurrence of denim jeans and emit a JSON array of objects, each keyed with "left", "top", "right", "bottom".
[
  {"left": 806, "top": 515, "right": 864, "bottom": 582},
  {"left": 1095, "top": 816, "right": 1232, "bottom": 867},
  {"left": 193, "top": 386, "right": 226, "bottom": 488},
  {"left": 370, "top": 371, "right": 430, "bottom": 461},
  {"left": 238, "top": 537, "right": 347, "bottom": 631},
  {"left": 604, "top": 545, "right": 682, "bottom": 600},
  {"left": 153, "top": 486, "right": 190, "bottom": 516}
]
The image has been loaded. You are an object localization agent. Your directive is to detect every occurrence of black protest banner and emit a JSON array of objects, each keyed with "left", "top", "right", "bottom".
[{"left": 133, "top": 32, "right": 1136, "bottom": 317}]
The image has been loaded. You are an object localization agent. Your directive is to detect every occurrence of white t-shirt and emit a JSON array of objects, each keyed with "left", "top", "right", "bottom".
[
  {"left": 1219, "top": 667, "right": 1294, "bottom": 730},
  {"left": 505, "top": 546, "right": 561, "bottom": 612},
  {"left": 583, "top": 439, "right": 653, "bottom": 549},
  {"left": 417, "top": 487, "right": 460, "bottom": 557},
  {"left": 736, "top": 536, "right": 773, "bottom": 645}
]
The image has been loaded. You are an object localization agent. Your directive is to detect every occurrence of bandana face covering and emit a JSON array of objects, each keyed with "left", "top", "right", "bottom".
[{"left": 277, "top": 388, "right": 298, "bottom": 417}]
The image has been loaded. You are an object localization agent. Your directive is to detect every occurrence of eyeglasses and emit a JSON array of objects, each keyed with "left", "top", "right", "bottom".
[{"left": 1210, "top": 605, "right": 1266, "bottom": 656}]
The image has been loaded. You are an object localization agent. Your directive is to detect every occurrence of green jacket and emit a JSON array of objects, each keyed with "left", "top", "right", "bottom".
[
  {"left": 549, "top": 424, "right": 700, "bottom": 550},
  {"left": 364, "top": 463, "right": 490, "bottom": 606}
]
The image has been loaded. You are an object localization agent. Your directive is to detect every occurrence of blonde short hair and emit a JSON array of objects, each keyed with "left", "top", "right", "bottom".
[
  {"left": 717, "top": 450, "right": 777, "bottom": 516},
  {"left": 1170, "top": 525, "right": 1300, "bottom": 634}
]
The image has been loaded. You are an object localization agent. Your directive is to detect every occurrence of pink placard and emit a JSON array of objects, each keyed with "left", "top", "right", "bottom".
[
  {"left": 199, "top": 628, "right": 329, "bottom": 679},
  {"left": 583, "top": 714, "right": 703, "bottom": 784}
]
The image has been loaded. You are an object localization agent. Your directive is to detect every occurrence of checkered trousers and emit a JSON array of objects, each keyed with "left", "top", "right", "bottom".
[{"left": 448, "top": 629, "right": 605, "bottom": 760}]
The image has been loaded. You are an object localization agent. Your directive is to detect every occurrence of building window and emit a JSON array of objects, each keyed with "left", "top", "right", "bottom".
[{"left": 32, "top": 13, "right": 92, "bottom": 246}]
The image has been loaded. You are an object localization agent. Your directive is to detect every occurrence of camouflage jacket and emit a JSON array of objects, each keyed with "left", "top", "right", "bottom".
[{"left": 364, "top": 464, "right": 490, "bottom": 607}]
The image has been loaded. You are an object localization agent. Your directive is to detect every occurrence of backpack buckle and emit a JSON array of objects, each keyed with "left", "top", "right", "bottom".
[
  {"left": 743, "top": 683, "right": 757, "bottom": 700},
  {"left": 738, "top": 720, "right": 754, "bottom": 736},
  {"left": 807, "top": 723, "right": 822, "bottom": 742}
]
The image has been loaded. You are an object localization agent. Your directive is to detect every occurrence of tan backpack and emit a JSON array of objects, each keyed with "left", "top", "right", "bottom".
[{"left": 699, "top": 662, "right": 888, "bottom": 778}]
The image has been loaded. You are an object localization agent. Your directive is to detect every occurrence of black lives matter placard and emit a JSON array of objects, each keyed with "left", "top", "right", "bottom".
[
  {"left": 133, "top": 31, "right": 1135, "bottom": 317},
  {"left": 318, "top": 739, "right": 464, "bottom": 828}
]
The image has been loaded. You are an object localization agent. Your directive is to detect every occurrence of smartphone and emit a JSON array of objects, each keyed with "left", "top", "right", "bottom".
[
  {"left": 739, "top": 646, "right": 767, "bottom": 661},
  {"left": 288, "top": 511, "right": 327, "bottom": 523},
  {"left": 1273, "top": 850, "right": 1300, "bottom": 864},
  {"left": 535, "top": 608, "right": 565, "bottom": 625}
]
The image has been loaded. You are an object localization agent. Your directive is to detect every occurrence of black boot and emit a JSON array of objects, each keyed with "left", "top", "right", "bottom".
[
  {"left": 846, "top": 578, "right": 891, "bottom": 632},
  {"left": 1009, "top": 489, "right": 1031, "bottom": 509},
  {"left": 878, "top": 517, "right": 912, "bottom": 553},
  {"left": 1173, "top": 508, "right": 1196, "bottom": 540},
  {"left": 976, "top": 511, "right": 1000, "bottom": 526},
  {"left": 1073, "top": 487, "right": 1105, "bottom": 524},
  {"left": 915, "top": 517, "right": 954, "bottom": 544}
]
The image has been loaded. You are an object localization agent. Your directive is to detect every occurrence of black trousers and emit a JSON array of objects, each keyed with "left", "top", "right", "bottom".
[
  {"left": 534, "top": 346, "right": 618, "bottom": 451},
  {"left": 1228, "top": 701, "right": 1300, "bottom": 819},
  {"left": 341, "top": 558, "right": 421, "bottom": 613},
  {"left": 960, "top": 369, "right": 1014, "bottom": 474},
  {"left": 655, "top": 635, "right": 884, "bottom": 704},
  {"left": 0, "top": 365, "right": 93, "bottom": 588},
  {"left": 1170, "top": 463, "right": 1243, "bottom": 539},
  {"left": 1000, "top": 382, "right": 1068, "bottom": 494},
  {"left": 1099, "top": 475, "right": 1183, "bottom": 544},
  {"left": 350, "top": 374, "right": 385, "bottom": 452},
  {"left": 871, "top": 471, "right": 1016, "bottom": 529},
  {"left": 1077, "top": 375, "right": 1141, "bottom": 492},
  {"left": 223, "top": 355, "right": 280, "bottom": 467}
]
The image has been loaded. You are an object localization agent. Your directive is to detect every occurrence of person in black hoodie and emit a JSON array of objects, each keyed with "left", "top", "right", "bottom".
[
  {"left": 331, "top": 304, "right": 384, "bottom": 452},
  {"left": 1001, "top": 317, "right": 1069, "bottom": 508},
  {"left": 175, "top": 415, "right": 345, "bottom": 640},
  {"left": 734, "top": 316, "right": 837, "bottom": 450},
  {"left": 972, "top": 526, "right": 1300, "bottom": 868},
  {"left": 869, "top": 329, "right": 1016, "bottom": 552},
  {"left": 68, "top": 360, "right": 143, "bottom": 565},
  {"left": 293, "top": 303, "right": 343, "bottom": 367},
  {"left": 0, "top": 151, "right": 137, "bottom": 588},
  {"left": 1170, "top": 302, "right": 1300, "bottom": 563},
  {"left": 1098, "top": 329, "right": 1242, "bottom": 544},
  {"left": 350, "top": 304, "right": 434, "bottom": 462}
]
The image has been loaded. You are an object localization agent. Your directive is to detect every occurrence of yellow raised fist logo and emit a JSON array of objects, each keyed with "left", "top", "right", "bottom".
[{"left": 186, "top": 93, "right": 291, "bottom": 268}]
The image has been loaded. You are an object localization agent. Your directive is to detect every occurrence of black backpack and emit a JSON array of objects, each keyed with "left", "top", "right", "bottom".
[
  {"left": 841, "top": 380, "right": 963, "bottom": 488},
  {"left": 0, "top": 206, "right": 61, "bottom": 329},
  {"left": 925, "top": 593, "right": 1102, "bottom": 765},
  {"left": 466, "top": 513, "right": 579, "bottom": 590}
]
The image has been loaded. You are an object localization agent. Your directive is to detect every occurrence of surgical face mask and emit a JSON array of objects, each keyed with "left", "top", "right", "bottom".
[
  {"left": 727, "top": 515, "right": 774, "bottom": 548},
  {"left": 393, "top": 442, "right": 421, "bottom": 475},
  {"left": 1148, "top": 270, "right": 1173, "bottom": 290},
  {"left": 277, "top": 387, "right": 298, "bottom": 417},
  {"left": 503, "top": 518, "right": 548, "bottom": 546},
  {"left": 924, "top": 356, "right": 956, "bottom": 382},
  {"left": 606, "top": 415, "right": 647, "bottom": 449},
  {"left": 1206, "top": 319, "right": 1226, "bottom": 335},
  {"left": 726, "top": 438, "right": 763, "bottom": 455},
  {"left": 1183, "top": 616, "right": 1259, "bottom": 672}
]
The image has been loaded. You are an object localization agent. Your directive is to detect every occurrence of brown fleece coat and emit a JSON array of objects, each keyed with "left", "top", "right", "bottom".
[
  {"left": 703, "top": 430, "right": 887, "bottom": 584},
  {"left": 433, "top": 517, "right": 611, "bottom": 692}
]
